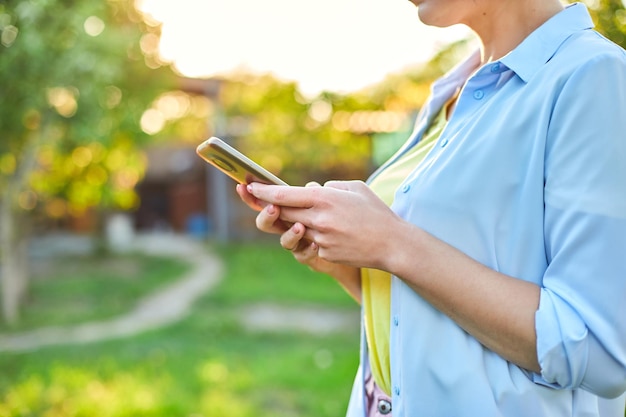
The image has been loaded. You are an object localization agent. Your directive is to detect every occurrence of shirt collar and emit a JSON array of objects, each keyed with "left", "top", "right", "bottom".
[
  {"left": 423, "top": 51, "right": 481, "bottom": 125},
  {"left": 500, "top": 2, "right": 594, "bottom": 82},
  {"left": 434, "top": 2, "right": 594, "bottom": 88}
]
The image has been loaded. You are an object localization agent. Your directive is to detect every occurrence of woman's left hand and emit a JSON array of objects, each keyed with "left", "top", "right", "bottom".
[{"left": 246, "top": 180, "right": 404, "bottom": 270}]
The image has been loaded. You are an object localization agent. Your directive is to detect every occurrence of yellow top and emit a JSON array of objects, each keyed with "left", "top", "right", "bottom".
[{"left": 361, "top": 106, "right": 448, "bottom": 395}]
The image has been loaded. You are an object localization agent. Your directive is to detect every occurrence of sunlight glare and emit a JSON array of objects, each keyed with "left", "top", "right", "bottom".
[{"left": 136, "top": 0, "right": 470, "bottom": 95}]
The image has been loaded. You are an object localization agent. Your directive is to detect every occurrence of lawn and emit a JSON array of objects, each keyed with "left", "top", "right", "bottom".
[
  {"left": 0, "top": 240, "right": 360, "bottom": 417},
  {"left": 0, "top": 254, "right": 191, "bottom": 333}
]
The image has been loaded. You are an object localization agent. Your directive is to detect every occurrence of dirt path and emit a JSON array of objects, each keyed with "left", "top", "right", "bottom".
[
  {"left": 0, "top": 234, "right": 223, "bottom": 353},
  {"left": 0, "top": 233, "right": 358, "bottom": 353},
  {"left": 239, "top": 303, "right": 358, "bottom": 335}
]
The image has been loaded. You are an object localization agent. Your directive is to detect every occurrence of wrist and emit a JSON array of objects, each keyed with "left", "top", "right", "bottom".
[
  {"left": 327, "top": 264, "right": 362, "bottom": 304},
  {"left": 379, "top": 218, "right": 430, "bottom": 282}
]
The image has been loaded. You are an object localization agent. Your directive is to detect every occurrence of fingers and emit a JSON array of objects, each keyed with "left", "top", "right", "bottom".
[
  {"left": 279, "top": 223, "right": 322, "bottom": 270},
  {"left": 236, "top": 183, "right": 266, "bottom": 211},
  {"left": 245, "top": 181, "right": 366, "bottom": 211},
  {"left": 279, "top": 222, "right": 306, "bottom": 251},
  {"left": 246, "top": 183, "right": 318, "bottom": 208},
  {"left": 255, "top": 203, "right": 289, "bottom": 235},
  {"left": 291, "top": 240, "right": 320, "bottom": 264}
]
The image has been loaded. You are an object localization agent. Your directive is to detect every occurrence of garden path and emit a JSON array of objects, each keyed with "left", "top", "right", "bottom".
[
  {"left": 0, "top": 233, "right": 357, "bottom": 353},
  {"left": 0, "top": 233, "right": 222, "bottom": 353}
]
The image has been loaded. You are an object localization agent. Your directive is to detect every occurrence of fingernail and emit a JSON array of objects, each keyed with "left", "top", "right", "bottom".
[
  {"left": 246, "top": 184, "right": 253, "bottom": 193},
  {"left": 267, "top": 204, "right": 276, "bottom": 215}
]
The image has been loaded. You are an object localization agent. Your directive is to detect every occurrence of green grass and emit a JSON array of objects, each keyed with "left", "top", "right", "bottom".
[
  {"left": 210, "top": 242, "right": 356, "bottom": 308},
  {"left": 0, "top": 241, "right": 360, "bottom": 417},
  {"left": 0, "top": 254, "right": 191, "bottom": 333}
]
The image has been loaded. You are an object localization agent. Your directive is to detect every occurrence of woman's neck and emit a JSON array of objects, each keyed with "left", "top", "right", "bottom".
[{"left": 469, "top": 0, "right": 565, "bottom": 64}]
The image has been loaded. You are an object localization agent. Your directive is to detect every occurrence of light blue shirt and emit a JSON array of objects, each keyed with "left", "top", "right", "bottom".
[{"left": 346, "top": 3, "right": 626, "bottom": 416}]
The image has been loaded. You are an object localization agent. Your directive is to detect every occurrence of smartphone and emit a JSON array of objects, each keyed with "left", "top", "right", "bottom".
[{"left": 196, "top": 137, "right": 288, "bottom": 186}]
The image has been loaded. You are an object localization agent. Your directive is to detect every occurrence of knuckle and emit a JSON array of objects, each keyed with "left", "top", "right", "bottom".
[
  {"left": 353, "top": 180, "right": 366, "bottom": 189},
  {"left": 312, "top": 234, "right": 329, "bottom": 248},
  {"left": 273, "top": 189, "right": 288, "bottom": 203},
  {"left": 316, "top": 248, "right": 332, "bottom": 263},
  {"left": 310, "top": 213, "right": 332, "bottom": 233},
  {"left": 307, "top": 186, "right": 321, "bottom": 200}
]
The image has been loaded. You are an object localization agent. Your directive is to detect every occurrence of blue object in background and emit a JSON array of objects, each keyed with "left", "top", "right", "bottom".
[{"left": 186, "top": 213, "right": 212, "bottom": 239}]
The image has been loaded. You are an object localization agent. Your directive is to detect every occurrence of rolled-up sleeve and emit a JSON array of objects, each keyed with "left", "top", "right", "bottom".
[{"left": 534, "top": 50, "right": 626, "bottom": 398}]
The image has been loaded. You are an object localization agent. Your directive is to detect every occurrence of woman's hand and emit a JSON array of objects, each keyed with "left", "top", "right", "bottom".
[
  {"left": 237, "top": 181, "right": 353, "bottom": 274},
  {"left": 245, "top": 180, "right": 405, "bottom": 271}
]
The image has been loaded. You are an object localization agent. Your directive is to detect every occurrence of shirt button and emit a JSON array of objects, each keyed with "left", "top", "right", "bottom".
[
  {"left": 491, "top": 63, "right": 501, "bottom": 73},
  {"left": 473, "top": 89, "right": 485, "bottom": 100},
  {"left": 393, "top": 315, "right": 399, "bottom": 326},
  {"left": 377, "top": 400, "right": 392, "bottom": 415},
  {"left": 394, "top": 386, "right": 400, "bottom": 396},
  {"left": 440, "top": 137, "right": 449, "bottom": 148},
  {"left": 401, "top": 184, "right": 410, "bottom": 193}
]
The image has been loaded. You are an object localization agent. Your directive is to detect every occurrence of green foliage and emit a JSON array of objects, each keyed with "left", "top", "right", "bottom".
[
  {"left": 0, "top": 0, "right": 174, "bottom": 214},
  {"left": 0, "top": 329, "right": 358, "bottom": 416},
  {"left": 216, "top": 74, "right": 375, "bottom": 185},
  {"left": 571, "top": 0, "right": 626, "bottom": 48},
  {"left": 210, "top": 40, "right": 475, "bottom": 186}
]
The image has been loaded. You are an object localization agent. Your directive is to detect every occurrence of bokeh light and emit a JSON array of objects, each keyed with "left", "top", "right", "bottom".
[
  {"left": 84, "top": 16, "right": 105, "bottom": 37},
  {"left": 47, "top": 87, "right": 79, "bottom": 118}
]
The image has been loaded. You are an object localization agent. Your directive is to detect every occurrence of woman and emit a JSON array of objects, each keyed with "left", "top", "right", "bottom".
[{"left": 237, "top": 1, "right": 626, "bottom": 416}]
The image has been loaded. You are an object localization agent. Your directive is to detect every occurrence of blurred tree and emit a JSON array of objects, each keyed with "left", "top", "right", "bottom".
[
  {"left": 215, "top": 73, "right": 376, "bottom": 185},
  {"left": 210, "top": 41, "right": 472, "bottom": 187},
  {"left": 570, "top": 0, "right": 626, "bottom": 48},
  {"left": 0, "top": 0, "right": 173, "bottom": 324}
]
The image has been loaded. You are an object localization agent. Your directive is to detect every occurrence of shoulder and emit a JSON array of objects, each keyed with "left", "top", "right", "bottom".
[
  {"left": 531, "top": 29, "right": 626, "bottom": 100},
  {"left": 553, "top": 29, "right": 626, "bottom": 70}
]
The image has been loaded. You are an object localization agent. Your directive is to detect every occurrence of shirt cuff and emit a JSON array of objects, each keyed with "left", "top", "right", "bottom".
[{"left": 534, "top": 287, "right": 589, "bottom": 390}]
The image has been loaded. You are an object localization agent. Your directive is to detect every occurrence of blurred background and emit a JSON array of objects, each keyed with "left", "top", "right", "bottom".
[{"left": 0, "top": 0, "right": 624, "bottom": 415}]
